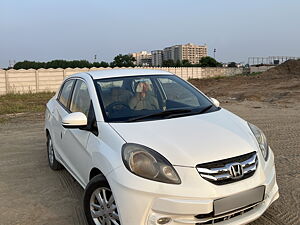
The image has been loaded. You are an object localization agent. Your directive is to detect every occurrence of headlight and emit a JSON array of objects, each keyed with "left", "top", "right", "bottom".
[
  {"left": 248, "top": 123, "right": 269, "bottom": 161},
  {"left": 122, "top": 143, "right": 181, "bottom": 184}
]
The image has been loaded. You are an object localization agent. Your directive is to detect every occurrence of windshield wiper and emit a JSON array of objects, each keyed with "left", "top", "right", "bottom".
[
  {"left": 127, "top": 105, "right": 214, "bottom": 122},
  {"left": 127, "top": 109, "right": 193, "bottom": 122},
  {"left": 197, "top": 104, "right": 214, "bottom": 114},
  {"left": 164, "top": 104, "right": 214, "bottom": 119}
]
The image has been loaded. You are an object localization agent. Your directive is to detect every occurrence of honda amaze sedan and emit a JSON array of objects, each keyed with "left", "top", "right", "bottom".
[{"left": 45, "top": 69, "right": 279, "bottom": 225}]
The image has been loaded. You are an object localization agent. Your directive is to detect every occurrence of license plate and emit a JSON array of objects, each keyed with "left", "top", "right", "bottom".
[{"left": 214, "top": 186, "right": 265, "bottom": 216}]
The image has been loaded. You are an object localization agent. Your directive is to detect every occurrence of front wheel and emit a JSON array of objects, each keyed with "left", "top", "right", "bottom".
[
  {"left": 46, "top": 133, "right": 63, "bottom": 170},
  {"left": 83, "top": 175, "right": 120, "bottom": 225}
]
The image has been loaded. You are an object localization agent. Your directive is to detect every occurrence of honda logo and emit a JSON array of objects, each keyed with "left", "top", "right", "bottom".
[{"left": 229, "top": 163, "right": 244, "bottom": 179}]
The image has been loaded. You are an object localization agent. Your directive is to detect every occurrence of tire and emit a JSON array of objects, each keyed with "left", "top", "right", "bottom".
[
  {"left": 46, "top": 133, "right": 63, "bottom": 170},
  {"left": 83, "top": 175, "right": 120, "bottom": 225}
]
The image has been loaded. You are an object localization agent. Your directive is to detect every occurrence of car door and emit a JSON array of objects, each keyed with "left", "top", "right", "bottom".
[
  {"left": 62, "top": 79, "right": 94, "bottom": 186},
  {"left": 52, "top": 79, "right": 76, "bottom": 163}
]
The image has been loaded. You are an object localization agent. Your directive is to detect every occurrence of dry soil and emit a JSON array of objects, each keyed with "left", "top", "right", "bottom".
[{"left": 0, "top": 60, "right": 299, "bottom": 225}]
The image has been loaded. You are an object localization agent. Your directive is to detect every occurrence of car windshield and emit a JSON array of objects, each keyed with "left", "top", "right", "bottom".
[{"left": 94, "top": 75, "right": 217, "bottom": 122}]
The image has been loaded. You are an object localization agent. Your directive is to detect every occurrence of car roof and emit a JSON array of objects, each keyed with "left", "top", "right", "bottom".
[{"left": 78, "top": 69, "right": 174, "bottom": 80}]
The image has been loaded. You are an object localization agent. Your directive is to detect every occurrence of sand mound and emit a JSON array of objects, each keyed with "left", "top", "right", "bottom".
[
  {"left": 190, "top": 59, "right": 300, "bottom": 104},
  {"left": 262, "top": 59, "right": 300, "bottom": 78}
]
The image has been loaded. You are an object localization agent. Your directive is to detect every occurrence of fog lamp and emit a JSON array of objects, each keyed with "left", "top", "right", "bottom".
[{"left": 157, "top": 217, "right": 171, "bottom": 224}]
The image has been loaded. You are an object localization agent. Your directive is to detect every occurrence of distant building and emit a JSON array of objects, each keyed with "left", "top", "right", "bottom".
[
  {"left": 140, "top": 57, "right": 152, "bottom": 67},
  {"left": 151, "top": 50, "right": 163, "bottom": 66},
  {"left": 163, "top": 46, "right": 180, "bottom": 62},
  {"left": 129, "top": 51, "right": 152, "bottom": 66},
  {"left": 130, "top": 43, "right": 207, "bottom": 67},
  {"left": 163, "top": 43, "right": 207, "bottom": 64},
  {"left": 181, "top": 43, "right": 207, "bottom": 64}
]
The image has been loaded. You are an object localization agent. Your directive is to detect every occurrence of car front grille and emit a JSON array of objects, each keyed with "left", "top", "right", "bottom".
[{"left": 196, "top": 151, "right": 258, "bottom": 185}]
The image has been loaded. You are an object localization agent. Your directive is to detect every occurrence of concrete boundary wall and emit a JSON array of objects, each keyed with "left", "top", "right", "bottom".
[
  {"left": 250, "top": 66, "right": 274, "bottom": 73},
  {"left": 0, "top": 66, "right": 261, "bottom": 95}
]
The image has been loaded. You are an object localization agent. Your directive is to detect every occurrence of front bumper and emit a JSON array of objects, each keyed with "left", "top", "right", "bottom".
[{"left": 107, "top": 150, "right": 279, "bottom": 225}]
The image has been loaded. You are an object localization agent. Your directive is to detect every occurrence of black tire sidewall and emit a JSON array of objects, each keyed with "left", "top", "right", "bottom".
[
  {"left": 46, "top": 133, "right": 62, "bottom": 170},
  {"left": 83, "top": 175, "right": 113, "bottom": 225}
]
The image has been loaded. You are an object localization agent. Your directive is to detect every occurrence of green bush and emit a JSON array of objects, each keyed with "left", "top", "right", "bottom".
[{"left": 13, "top": 60, "right": 111, "bottom": 69}]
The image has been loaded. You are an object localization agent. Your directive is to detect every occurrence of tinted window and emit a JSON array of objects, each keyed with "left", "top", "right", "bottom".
[
  {"left": 95, "top": 75, "right": 215, "bottom": 122},
  {"left": 58, "top": 79, "right": 75, "bottom": 108},
  {"left": 70, "top": 80, "right": 91, "bottom": 117},
  {"left": 158, "top": 77, "right": 199, "bottom": 107}
]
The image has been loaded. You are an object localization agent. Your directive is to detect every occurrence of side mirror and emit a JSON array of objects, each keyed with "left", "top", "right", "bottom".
[
  {"left": 62, "top": 112, "right": 87, "bottom": 129},
  {"left": 210, "top": 97, "right": 220, "bottom": 107}
]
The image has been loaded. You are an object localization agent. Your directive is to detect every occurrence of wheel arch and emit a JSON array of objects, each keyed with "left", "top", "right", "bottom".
[{"left": 89, "top": 167, "right": 104, "bottom": 181}]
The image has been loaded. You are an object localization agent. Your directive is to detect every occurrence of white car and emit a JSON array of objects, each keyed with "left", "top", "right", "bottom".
[{"left": 45, "top": 69, "right": 279, "bottom": 225}]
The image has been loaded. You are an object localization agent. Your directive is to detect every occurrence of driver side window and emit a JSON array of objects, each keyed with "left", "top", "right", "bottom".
[{"left": 70, "top": 80, "right": 91, "bottom": 117}]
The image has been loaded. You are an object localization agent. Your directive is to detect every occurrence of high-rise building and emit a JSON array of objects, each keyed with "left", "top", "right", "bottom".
[
  {"left": 151, "top": 50, "right": 163, "bottom": 66},
  {"left": 162, "top": 46, "right": 180, "bottom": 62},
  {"left": 130, "top": 43, "right": 207, "bottom": 67},
  {"left": 163, "top": 43, "right": 207, "bottom": 64},
  {"left": 181, "top": 43, "right": 207, "bottom": 64},
  {"left": 129, "top": 51, "right": 152, "bottom": 66}
]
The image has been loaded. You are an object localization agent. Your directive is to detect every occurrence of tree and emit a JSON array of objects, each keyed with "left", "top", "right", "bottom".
[
  {"left": 45, "top": 60, "right": 67, "bottom": 68},
  {"left": 14, "top": 61, "right": 46, "bottom": 69},
  {"left": 198, "top": 56, "right": 222, "bottom": 67},
  {"left": 92, "top": 61, "right": 109, "bottom": 68},
  {"left": 12, "top": 59, "right": 111, "bottom": 69},
  {"left": 66, "top": 60, "right": 91, "bottom": 68},
  {"left": 110, "top": 54, "right": 136, "bottom": 67},
  {"left": 162, "top": 59, "right": 175, "bottom": 67},
  {"left": 175, "top": 60, "right": 182, "bottom": 67},
  {"left": 181, "top": 59, "right": 192, "bottom": 67},
  {"left": 228, "top": 62, "right": 237, "bottom": 67}
]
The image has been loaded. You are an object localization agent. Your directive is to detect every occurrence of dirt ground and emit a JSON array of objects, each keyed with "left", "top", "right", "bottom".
[
  {"left": 0, "top": 101, "right": 299, "bottom": 225},
  {"left": 0, "top": 60, "right": 299, "bottom": 225},
  {"left": 190, "top": 59, "right": 300, "bottom": 105}
]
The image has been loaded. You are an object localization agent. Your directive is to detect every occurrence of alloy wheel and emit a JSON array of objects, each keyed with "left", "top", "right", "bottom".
[{"left": 90, "top": 187, "right": 120, "bottom": 225}]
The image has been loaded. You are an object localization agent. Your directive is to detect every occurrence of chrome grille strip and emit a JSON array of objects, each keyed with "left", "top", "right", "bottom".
[
  {"left": 243, "top": 163, "right": 257, "bottom": 174},
  {"left": 240, "top": 153, "right": 257, "bottom": 167},
  {"left": 197, "top": 167, "right": 228, "bottom": 174},
  {"left": 196, "top": 152, "right": 258, "bottom": 185},
  {"left": 200, "top": 173, "right": 232, "bottom": 181}
]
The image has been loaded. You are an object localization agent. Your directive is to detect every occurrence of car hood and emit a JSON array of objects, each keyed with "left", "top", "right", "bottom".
[{"left": 109, "top": 109, "right": 258, "bottom": 167}]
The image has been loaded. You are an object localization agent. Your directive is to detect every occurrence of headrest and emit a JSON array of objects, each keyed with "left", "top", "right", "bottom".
[{"left": 136, "top": 81, "right": 151, "bottom": 93}]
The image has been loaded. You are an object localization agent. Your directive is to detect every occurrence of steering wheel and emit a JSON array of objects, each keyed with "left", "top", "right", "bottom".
[{"left": 106, "top": 102, "right": 131, "bottom": 113}]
